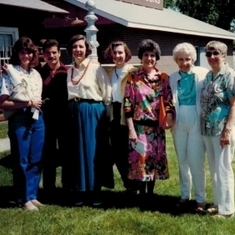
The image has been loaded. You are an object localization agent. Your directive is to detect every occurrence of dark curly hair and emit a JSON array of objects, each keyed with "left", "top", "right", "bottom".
[
  {"left": 138, "top": 39, "right": 161, "bottom": 61},
  {"left": 42, "top": 39, "right": 60, "bottom": 52},
  {"left": 10, "top": 36, "right": 39, "bottom": 67},
  {"left": 67, "top": 34, "right": 92, "bottom": 57}
]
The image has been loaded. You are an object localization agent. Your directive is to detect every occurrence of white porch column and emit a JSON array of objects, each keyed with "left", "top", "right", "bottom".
[{"left": 84, "top": 0, "right": 99, "bottom": 61}]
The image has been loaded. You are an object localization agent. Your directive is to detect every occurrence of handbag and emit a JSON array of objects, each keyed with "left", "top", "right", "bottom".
[
  {"left": 159, "top": 73, "right": 168, "bottom": 128},
  {"left": 3, "top": 79, "right": 30, "bottom": 119},
  {"left": 159, "top": 95, "right": 166, "bottom": 128}
]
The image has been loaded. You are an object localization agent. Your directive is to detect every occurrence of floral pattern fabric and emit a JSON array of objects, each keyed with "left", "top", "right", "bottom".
[
  {"left": 124, "top": 68, "right": 175, "bottom": 181},
  {"left": 200, "top": 64, "right": 235, "bottom": 136}
]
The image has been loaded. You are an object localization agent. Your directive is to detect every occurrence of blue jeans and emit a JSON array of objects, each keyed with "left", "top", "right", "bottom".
[{"left": 8, "top": 108, "right": 45, "bottom": 204}]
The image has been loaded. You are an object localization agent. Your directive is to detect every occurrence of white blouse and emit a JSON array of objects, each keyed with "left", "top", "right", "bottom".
[
  {"left": 111, "top": 64, "right": 132, "bottom": 103},
  {"left": 67, "top": 58, "right": 112, "bottom": 105},
  {"left": 0, "top": 65, "right": 42, "bottom": 99}
]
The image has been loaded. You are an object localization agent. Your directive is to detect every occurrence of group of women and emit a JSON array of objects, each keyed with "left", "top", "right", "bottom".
[{"left": 0, "top": 35, "right": 234, "bottom": 219}]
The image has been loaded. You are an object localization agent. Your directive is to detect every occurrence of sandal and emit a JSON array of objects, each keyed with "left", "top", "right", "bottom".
[
  {"left": 195, "top": 202, "right": 206, "bottom": 213},
  {"left": 206, "top": 205, "right": 218, "bottom": 214},
  {"left": 176, "top": 198, "right": 189, "bottom": 208}
]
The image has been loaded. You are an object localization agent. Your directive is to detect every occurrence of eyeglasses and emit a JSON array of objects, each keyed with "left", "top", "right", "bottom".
[{"left": 205, "top": 51, "right": 220, "bottom": 57}]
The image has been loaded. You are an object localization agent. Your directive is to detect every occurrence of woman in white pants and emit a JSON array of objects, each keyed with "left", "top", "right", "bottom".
[
  {"left": 169, "top": 43, "right": 208, "bottom": 211},
  {"left": 201, "top": 41, "right": 235, "bottom": 218}
]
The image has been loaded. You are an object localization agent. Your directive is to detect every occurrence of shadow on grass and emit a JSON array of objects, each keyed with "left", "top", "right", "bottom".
[
  {"left": 0, "top": 186, "right": 206, "bottom": 217},
  {"left": 0, "top": 153, "right": 12, "bottom": 169},
  {"left": 100, "top": 190, "right": 204, "bottom": 217},
  {"left": 0, "top": 154, "right": 206, "bottom": 216}
]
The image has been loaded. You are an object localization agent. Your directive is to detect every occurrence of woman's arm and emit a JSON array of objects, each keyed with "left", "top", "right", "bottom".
[
  {"left": 0, "top": 94, "right": 31, "bottom": 110},
  {"left": 161, "top": 73, "right": 175, "bottom": 129},
  {"left": 126, "top": 117, "right": 137, "bottom": 143},
  {"left": 220, "top": 96, "right": 235, "bottom": 148},
  {"left": 123, "top": 74, "right": 137, "bottom": 142},
  {"left": 97, "top": 65, "right": 112, "bottom": 105}
]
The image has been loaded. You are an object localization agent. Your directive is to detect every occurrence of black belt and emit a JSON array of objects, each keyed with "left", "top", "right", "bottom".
[{"left": 71, "top": 97, "right": 102, "bottom": 103}]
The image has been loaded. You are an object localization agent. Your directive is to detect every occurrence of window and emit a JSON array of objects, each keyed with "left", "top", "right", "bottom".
[{"left": 0, "top": 27, "right": 19, "bottom": 73}]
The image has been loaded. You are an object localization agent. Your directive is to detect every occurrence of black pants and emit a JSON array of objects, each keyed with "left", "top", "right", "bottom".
[
  {"left": 42, "top": 109, "right": 71, "bottom": 192},
  {"left": 110, "top": 102, "right": 130, "bottom": 189}
]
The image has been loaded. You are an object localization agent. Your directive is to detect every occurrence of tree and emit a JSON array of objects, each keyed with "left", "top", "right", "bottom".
[
  {"left": 164, "top": 0, "right": 176, "bottom": 9},
  {"left": 173, "top": 0, "right": 235, "bottom": 31}
]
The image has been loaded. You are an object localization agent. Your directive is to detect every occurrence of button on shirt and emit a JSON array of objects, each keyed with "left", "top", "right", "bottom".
[{"left": 67, "top": 58, "right": 112, "bottom": 105}]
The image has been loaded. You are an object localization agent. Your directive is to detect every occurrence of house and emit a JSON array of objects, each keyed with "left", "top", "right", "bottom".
[
  {"left": 0, "top": 0, "right": 69, "bottom": 121},
  {"left": 0, "top": 0, "right": 235, "bottom": 73},
  {"left": 54, "top": 0, "right": 235, "bottom": 73},
  {"left": 0, "top": 0, "right": 68, "bottom": 66}
]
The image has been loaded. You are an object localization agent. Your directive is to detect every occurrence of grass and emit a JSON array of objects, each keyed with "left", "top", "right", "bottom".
[
  {"left": 0, "top": 128, "right": 235, "bottom": 235},
  {"left": 0, "top": 122, "right": 8, "bottom": 139}
]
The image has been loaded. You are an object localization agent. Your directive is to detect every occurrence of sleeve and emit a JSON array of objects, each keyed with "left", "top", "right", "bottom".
[
  {"left": 123, "top": 73, "right": 135, "bottom": 118},
  {"left": 96, "top": 65, "right": 112, "bottom": 105},
  {"left": 226, "top": 70, "right": 235, "bottom": 99},
  {"left": 0, "top": 73, "right": 14, "bottom": 96},
  {"left": 161, "top": 73, "right": 175, "bottom": 117}
]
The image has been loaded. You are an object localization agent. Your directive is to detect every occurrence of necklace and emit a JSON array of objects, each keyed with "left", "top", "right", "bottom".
[
  {"left": 178, "top": 77, "right": 195, "bottom": 96},
  {"left": 70, "top": 60, "right": 91, "bottom": 85},
  {"left": 114, "top": 67, "right": 119, "bottom": 79}
]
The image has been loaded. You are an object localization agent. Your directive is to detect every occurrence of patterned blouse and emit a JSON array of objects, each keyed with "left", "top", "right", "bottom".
[
  {"left": 0, "top": 65, "right": 42, "bottom": 99},
  {"left": 200, "top": 63, "right": 235, "bottom": 136},
  {"left": 124, "top": 67, "right": 174, "bottom": 123}
]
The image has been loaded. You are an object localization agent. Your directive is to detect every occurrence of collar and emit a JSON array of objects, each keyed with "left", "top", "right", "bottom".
[
  {"left": 43, "top": 62, "right": 67, "bottom": 72},
  {"left": 137, "top": 66, "right": 159, "bottom": 76},
  {"left": 74, "top": 58, "right": 90, "bottom": 69}
]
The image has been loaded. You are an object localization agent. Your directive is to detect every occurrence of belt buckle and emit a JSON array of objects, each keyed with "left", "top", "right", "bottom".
[{"left": 74, "top": 97, "right": 80, "bottom": 102}]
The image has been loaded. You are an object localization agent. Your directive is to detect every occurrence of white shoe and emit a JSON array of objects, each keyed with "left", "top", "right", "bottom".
[
  {"left": 213, "top": 213, "right": 234, "bottom": 219},
  {"left": 23, "top": 201, "right": 39, "bottom": 211}
]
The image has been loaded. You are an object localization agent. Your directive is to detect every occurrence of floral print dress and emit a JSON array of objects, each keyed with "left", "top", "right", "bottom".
[{"left": 124, "top": 68, "right": 175, "bottom": 181}]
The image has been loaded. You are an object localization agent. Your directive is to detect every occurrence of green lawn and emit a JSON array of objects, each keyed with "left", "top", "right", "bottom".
[
  {"left": 0, "top": 129, "right": 234, "bottom": 235},
  {"left": 0, "top": 122, "right": 8, "bottom": 139}
]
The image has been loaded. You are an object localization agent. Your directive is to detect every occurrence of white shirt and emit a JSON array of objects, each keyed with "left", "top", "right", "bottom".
[
  {"left": 67, "top": 58, "right": 112, "bottom": 104},
  {"left": 111, "top": 64, "right": 132, "bottom": 103},
  {"left": 0, "top": 65, "right": 42, "bottom": 99}
]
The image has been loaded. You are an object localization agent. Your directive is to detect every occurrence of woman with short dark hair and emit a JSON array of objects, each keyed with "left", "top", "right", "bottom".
[{"left": 123, "top": 39, "right": 175, "bottom": 197}]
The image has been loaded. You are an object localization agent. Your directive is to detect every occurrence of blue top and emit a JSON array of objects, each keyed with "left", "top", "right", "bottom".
[
  {"left": 177, "top": 71, "right": 196, "bottom": 105},
  {"left": 200, "top": 63, "right": 235, "bottom": 136}
]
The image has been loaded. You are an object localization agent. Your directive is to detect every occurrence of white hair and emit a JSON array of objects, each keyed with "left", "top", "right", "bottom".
[{"left": 173, "top": 42, "right": 197, "bottom": 62}]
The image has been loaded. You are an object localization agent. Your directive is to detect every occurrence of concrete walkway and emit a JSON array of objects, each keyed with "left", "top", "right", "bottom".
[{"left": 0, "top": 137, "right": 10, "bottom": 152}]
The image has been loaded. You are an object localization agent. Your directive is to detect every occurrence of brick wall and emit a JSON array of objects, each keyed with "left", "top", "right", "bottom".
[{"left": 97, "top": 24, "right": 234, "bottom": 74}]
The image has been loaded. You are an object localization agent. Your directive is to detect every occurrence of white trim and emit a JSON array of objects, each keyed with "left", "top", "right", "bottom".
[
  {"left": 0, "top": 27, "right": 19, "bottom": 43},
  {"left": 0, "top": 0, "right": 69, "bottom": 14},
  {"left": 65, "top": 0, "right": 235, "bottom": 40}
]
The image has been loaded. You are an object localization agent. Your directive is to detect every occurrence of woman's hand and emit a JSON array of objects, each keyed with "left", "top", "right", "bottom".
[
  {"left": 29, "top": 99, "right": 42, "bottom": 110},
  {"left": 164, "top": 113, "right": 174, "bottom": 129},
  {"left": 126, "top": 117, "right": 138, "bottom": 143},
  {"left": 129, "top": 128, "right": 138, "bottom": 143},
  {"left": 220, "top": 128, "right": 231, "bottom": 148}
]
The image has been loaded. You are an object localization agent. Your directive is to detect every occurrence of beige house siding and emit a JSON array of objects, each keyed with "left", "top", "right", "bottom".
[{"left": 97, "top": 24, "right": 233, "bottom": 74}]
